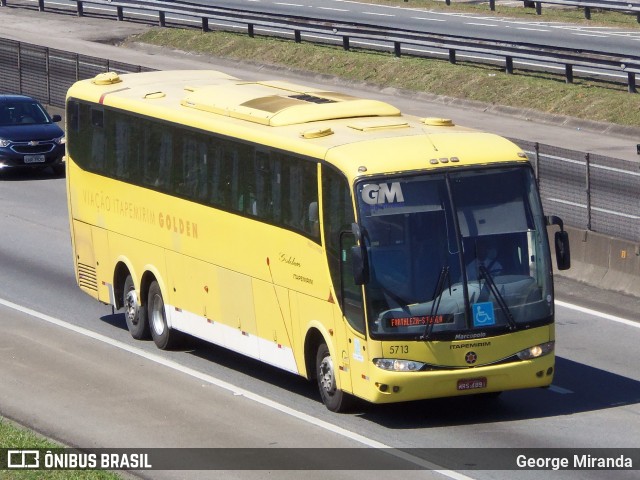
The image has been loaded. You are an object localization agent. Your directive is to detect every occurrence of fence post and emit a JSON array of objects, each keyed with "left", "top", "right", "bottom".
[
  {"left": 342, "top": 36, "right": 350, "bottom": 51},
  {"left": 45, "top": 47, "right": 51, "bottom": 105},
  {"left": 38, "top": 0, "right": 44, "bottom": 11},
  {"left": 505, "top": 56, "right": 514, "bottom": 74},
  {"left": 489, "top": 0, "right": 495, "bottom": 11},
  {"left": 394, "top": 42, "right": 401, "bottom": 58},
  {"left": 449, "top": 49, "right": 456, "bottom": 64},
  {"left": 76, "top": 1, "right": 84, "bottom": 17},
  {"left": 535, "top": 2, "right": 542, "bottom": 15},
  {"left": 533, "top": 142, "right": 540, "bottom": 184},
  {"left": 584, "top": 7, "right": 591, "bottom": 20},
  {"left": 202, "top": 17, "right": 209, "bottom": 32},
  {"left": 565, "top": 64, "right": 574, "bottom": 84},
  {"left": 0, "top": 0, "right": 6, "bottom": 7},
  {"left": 248, "top": 24, "right": 254, "bottom": 38},
  {"left": 294, "top": 30, "right": 301, "bottom": 43},
  {"left": 158, "top": 11, "right": 165, "bottom": 27},
  {"left": 117, "top": 6, "right": 123, "bottom": 21},
  {"left": 628, "top": 72, "right": 637, "bottom": 94},
  {"left": 585, "top": 152, "right": 591, "bottom": 232},
  {"left": 18, "top": 42, "right": 22, "bottom": 94}
]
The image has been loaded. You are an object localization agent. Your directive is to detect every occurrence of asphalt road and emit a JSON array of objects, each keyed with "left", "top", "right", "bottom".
[
  {"left": 1, "top": 5, "right": 640, "bottom": 480},
  {"left": 206, "top": 0, "right": 640, "bottom": 54}
]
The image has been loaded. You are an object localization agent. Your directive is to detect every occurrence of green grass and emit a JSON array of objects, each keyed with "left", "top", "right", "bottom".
[
  {"left": 0, "top": 418, "right": 121, "bottom": 480},
  {"left": 127, "top": 26, "right": 640, "bottom": 127}
]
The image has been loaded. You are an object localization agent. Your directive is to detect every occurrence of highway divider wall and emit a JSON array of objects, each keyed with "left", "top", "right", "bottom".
[{"left": 553, "top": 226, "right": 640, "bottom": 298}]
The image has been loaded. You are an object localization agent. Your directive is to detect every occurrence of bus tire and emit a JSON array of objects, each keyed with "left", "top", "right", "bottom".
[
  {"left": 148, "top": 280, "right": 181, "bottom": 350},
  {"left": 316, "top": 343, "right": 354, "bottom": 413},
  {"left": 123, "top": 275, "right": 150, "bottom": 340}
]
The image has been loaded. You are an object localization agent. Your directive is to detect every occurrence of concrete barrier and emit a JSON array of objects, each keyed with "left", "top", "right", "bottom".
[{"left": 553, "top": 226, "right": 640, "bottom": 298}]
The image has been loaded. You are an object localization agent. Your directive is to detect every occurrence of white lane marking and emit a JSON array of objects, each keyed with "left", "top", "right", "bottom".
[
  {"left": 274, "top": 2, "right": 304, "bottom": 6},
  {"left": 412, "top": 17, "right": 446, "bottom": 22},
  {"left": 362, "top": 11, "right": 395, "bottom": 17},
  {"left": 0, "top": 297, "right": 474, "bottom": 480},
  {"left": 515, "top": 27, "right": 550, "bottom": 32},
  {"left": 465, "top": 22, "right": 497, "bottom": 27},
  {"left": 556, "top": 300, "right": 640, "bottom": 329},
  {"left": 571, "top": 33, "right": 608, "bottom": 38},
  {"left": 549, "top": 385, "right": 574, "bottom": 395},
  {"left": 318, "top": 7, "right": 349, "bottom": 12}
]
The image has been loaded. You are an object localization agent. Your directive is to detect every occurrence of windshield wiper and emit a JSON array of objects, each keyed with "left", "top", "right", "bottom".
[
  {"left": 421, "top": 266, "right": 450, "bottom": 341},
  {"left": 478, "top": 266, "right": 517, "bottom": 330}
]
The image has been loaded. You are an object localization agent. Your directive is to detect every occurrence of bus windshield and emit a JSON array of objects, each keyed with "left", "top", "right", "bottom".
[{"left": 356, "top": 165, "right": 553, "bottom": 341}]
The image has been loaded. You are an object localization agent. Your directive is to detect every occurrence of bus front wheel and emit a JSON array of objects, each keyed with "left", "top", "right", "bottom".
[
  {"left": 123, "top": 275, "right": 149, "bottom": 340},
  {"left": 148, "top": 281, "right": 182, "bottom": 350},
  {"left": 316, "top": 343, "right": 353, "bottom": 413}
]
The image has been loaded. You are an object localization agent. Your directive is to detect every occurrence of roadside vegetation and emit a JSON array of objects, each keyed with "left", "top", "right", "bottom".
[
  {"left": 0, "top": 418, "right": 120, "bottom": 480},
  {"left": 126, "top": 2, "right": 640, "bottom": 127}
]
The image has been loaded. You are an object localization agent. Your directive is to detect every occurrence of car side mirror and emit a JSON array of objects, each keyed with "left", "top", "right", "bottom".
[{"left": 51, "top": 114, "right": 62, "bottom": 123}]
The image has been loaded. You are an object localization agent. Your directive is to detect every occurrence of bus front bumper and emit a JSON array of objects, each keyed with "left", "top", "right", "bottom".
[{"left": 356, "top": 355, "right": 555, "bottom": 404}]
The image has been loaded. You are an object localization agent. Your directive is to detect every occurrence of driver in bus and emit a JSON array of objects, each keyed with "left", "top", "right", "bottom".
[{"left": 467, "top": 240, "right": 503, "bottom": 280}]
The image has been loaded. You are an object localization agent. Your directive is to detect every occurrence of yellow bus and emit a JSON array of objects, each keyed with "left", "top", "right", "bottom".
[{"left": 65, "top": 70, "right": 570, "bottom": 412}]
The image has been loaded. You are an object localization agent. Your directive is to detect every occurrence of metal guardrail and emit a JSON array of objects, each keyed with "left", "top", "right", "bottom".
[
  {"left": 525, "top": 0, "right": 640, "bottom": 20},
  {"left": 1, "top": 0, "right": 639, "bottom": 93},
  {"left": 1, "top": 38, "right": 638, "bottom": 242},
  {"left": 446, "top": 0, "right": 640, "bottom": 22}
]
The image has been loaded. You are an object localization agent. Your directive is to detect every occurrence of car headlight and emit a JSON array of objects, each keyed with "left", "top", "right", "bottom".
[
  {"left": 54, "top": 136, "right": 66, "bottom": 145},
  {"left": 516, "top": 341, "right": 554, "bottom": 360},
  {"left": 0, "top": 139, "right": 10, "bottom": 148},
  {"left": 373, "top": 358, "right": 426, "bottom": 372}
]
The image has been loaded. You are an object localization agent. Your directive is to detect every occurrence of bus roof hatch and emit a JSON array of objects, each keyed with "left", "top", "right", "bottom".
[{"left": 180, "top": 81, "right": 401, "bottom": 126}]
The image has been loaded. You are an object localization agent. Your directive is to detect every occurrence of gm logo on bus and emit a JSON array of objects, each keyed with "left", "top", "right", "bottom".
[{"left": 361, "top": 182, "right": 405, "bottom": 205}]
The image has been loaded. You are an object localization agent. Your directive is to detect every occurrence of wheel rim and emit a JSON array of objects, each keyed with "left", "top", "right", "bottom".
[
  {"left": 124, "top": 289, "right": 139, "bottom": 325},
  {"left": 318, "top": 354, "right": 336, "bottom": 397},
  {"left": 150, "top": 293, "right": 165, "bottom": 336}
]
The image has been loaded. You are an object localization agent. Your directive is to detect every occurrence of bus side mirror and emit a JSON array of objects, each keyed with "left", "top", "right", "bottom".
[
  {"left": 547, "top": 215, "right": 571, "bottom": 271},
  {"left": 351, "top": 244, "right": 369, "bottom": 285},
  {"left": 350, "top": 223, "right": 369, "bottom": 285},
  {"left": 555, "top": 230, "right": 571, "bottom": 271}
]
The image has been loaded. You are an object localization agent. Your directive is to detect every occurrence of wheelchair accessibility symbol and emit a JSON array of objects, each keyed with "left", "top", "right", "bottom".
[{"left": 472, "top": 302, "right": 495, "bottom": 327}]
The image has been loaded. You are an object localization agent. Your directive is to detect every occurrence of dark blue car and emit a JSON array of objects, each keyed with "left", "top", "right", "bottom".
[{"left": 0, "top": 95, "right": 65, "bottom": 176}]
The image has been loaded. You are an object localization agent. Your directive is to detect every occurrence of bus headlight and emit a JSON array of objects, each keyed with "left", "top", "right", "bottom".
[
  {"left": 516, "top": 341, "right": 554, "bottom": 360},
  {"left": 373, "top": 358, "right": 426, "bottom": 372}
]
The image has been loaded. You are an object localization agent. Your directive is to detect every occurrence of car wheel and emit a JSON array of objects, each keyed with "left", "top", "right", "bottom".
[{"left": 51, "top": 163, "right": 65, "bottom": 177}]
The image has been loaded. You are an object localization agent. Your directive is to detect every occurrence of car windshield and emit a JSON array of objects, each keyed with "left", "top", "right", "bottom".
[
  {"left": 0, "top": 100, "right": 51, "bottom": 126},
  {"left": 356, "top": 165, "right": 553, "bottom": 340}
]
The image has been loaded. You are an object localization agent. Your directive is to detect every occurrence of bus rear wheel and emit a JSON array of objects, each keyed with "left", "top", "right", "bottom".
[
  {"left": 148, "top": 281, "right": 182, "bottom": 350},
  {"left": 123, "top": 275, "right": 149, "bottom": 340},
  {"left": 316, "top": 343, "right": 354, "bottom": 413}
]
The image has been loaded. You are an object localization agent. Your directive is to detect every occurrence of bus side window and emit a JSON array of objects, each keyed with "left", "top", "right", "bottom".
[
  {"left": 90, "top": 107, "right": 105, "bottom": 172},
  {"left": 179, "top": 135, "right": 208, "bottom": 201}
]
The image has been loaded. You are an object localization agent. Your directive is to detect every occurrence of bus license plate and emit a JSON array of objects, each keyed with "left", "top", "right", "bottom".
[
  {"left": 24, "top": 155, "right": 45, "bottom": 164},
  {"left": 457, "top": 377, "right": 487, "bottom": 391}
]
